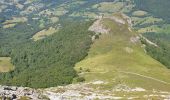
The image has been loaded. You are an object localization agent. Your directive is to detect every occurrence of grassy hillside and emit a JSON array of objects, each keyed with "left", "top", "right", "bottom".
[{"left": 75, "top": 14, "right": 170, "bottom": 92}]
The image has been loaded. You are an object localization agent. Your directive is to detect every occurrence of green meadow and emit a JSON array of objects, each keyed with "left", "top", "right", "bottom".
[{"left": 75, "top": 15, "right": 170, "bottom": 91}]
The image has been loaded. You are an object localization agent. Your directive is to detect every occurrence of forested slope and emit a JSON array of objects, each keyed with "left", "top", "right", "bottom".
[
  {"left": 135, "top": 0, "right": 170, "bottom": 21},
  {"left": 134, "top": 0, "right": 170, "bottom": 69},
  {"left": 0, "top": 21, "right": 94, "bottom": 88}
]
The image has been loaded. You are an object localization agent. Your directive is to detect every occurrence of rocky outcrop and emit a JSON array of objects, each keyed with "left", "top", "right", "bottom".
[
  {"left": 0, "top": 83, "right": 170, "bottom": 100},
  {"left": 0, "top": 85, "right": 48, "bottom": 100}
]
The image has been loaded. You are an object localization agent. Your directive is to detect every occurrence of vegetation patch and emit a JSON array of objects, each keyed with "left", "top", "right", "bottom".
[
  {"left": 3, "top": 23, "right": 16, "bottom": 29},
  {"left": 50, "top": 17, "right": 59, "bottom": 23},
  {"left": 2, "top": 17, "right": 28, "bottom": 29},
  {"left": 3, "top": 17, "right": 28, "bottom": 24},
  {"left": 32, "top": 27, "right": 58, "bottom": 41},
  {"left": 131, "top": 16, "right": 163, "bottom": 26},
  {"left": 132, "top": 10, "right": 148, "bottom": 17},
  {"left": 39, "top": 19, "right": 45, "bottom": 28},
  {"left": 137, "top": 24, "right": 170, "bottom": 34},
  {"left": 137, "top": 25, "right": 159, "bottom": 33},
  {"left": 53, "top": 7, "right": 68, "bottom": 16},
  {"left": 93, "top": 2, "right": 124, "bottom": 12},
  {"left": 70, "top": 12, "right": 98, "bottom": 19},
  {"left": 0, "top": 57, "right": 14, "bottom": 72}
]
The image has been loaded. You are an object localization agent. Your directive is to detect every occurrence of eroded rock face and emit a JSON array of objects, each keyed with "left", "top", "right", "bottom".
[
  {"left": 130, "top": 36, "right": 140, "bottom": 44},
  {"left": 88, "top": 19, "right": 110, "bottom": 34},
  {"left": 88, "top": 18, "right": 111, "bottom": 42}
]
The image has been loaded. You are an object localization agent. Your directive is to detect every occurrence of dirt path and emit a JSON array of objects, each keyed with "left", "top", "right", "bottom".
[
  {"left": 119, "top": 71, "right": 170, "bottom": 85},
  {"left": 81, "top": 70, "right": 170, "bottom": 85}
]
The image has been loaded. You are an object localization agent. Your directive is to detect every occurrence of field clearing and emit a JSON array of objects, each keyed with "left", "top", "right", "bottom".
[
  {"left": 137, "top": 24, "right": 170, "bottom": 34},
  {"left": 131, "top": 16, "right": 163, "bottom": 26},
  {"left": 32, "top": 27, "right": 58, "bottom": 41},
  {"left": 70, "top": 12, "right": 98, "bottom": 19},
  {"left": 3, "top": 23, "right": 16, "bottom": 29},
  {"left": 3, "top": 17, "right": 28, "bottom": 29},
  {"left": 50, "top": 17, "right": 59, "bottom": 23},
  {"left": 92, "top": 2, "right": 124, "bottom": 12},
  {"left": 39, "top": 19, "right": 45, "bottom": 28},
  {"left": 137, "top": 25, "right": 159, "bottom": 33},
  {"left": 132, "top": 10, "right": 148, "bottom": 17},
  {"left": 69, "top": 1, "right": 86, "bottom": 7},
  {"left": 15, "top": 3, "right": 24, "bottom": 9},
  {"left": 3, "top": 17, "right": 28, "bottom": 24},
  {"left": 0, "top": 57, "right": 14, "bottom": 72}
]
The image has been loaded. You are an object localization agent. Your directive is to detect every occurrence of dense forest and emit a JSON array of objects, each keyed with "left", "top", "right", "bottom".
[
  {"left": 0, "top": 20, "right": 94, "bottom": 88},
  {"left": 135, "top": 0, "right": 170, "bottom": 21},
  {"left": 0, "top": 22, "right": 39, "bottom": 57},
  {"left": 141, "top": 33, "right": 170, "bottom": 69}
]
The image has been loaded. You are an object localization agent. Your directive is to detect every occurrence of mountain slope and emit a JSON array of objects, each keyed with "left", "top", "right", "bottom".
[
  {"left": 1, "top": 14, "right": 169, "bottom": 99},
  {"left": 0, "top": 0, "right": 170, "bottom": 99},
  {"left": 73, "top": 14, "right": 170, "bottom": 98},
  {"left": 35, "top": 14, "right": 170, "bottom": 100}
]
